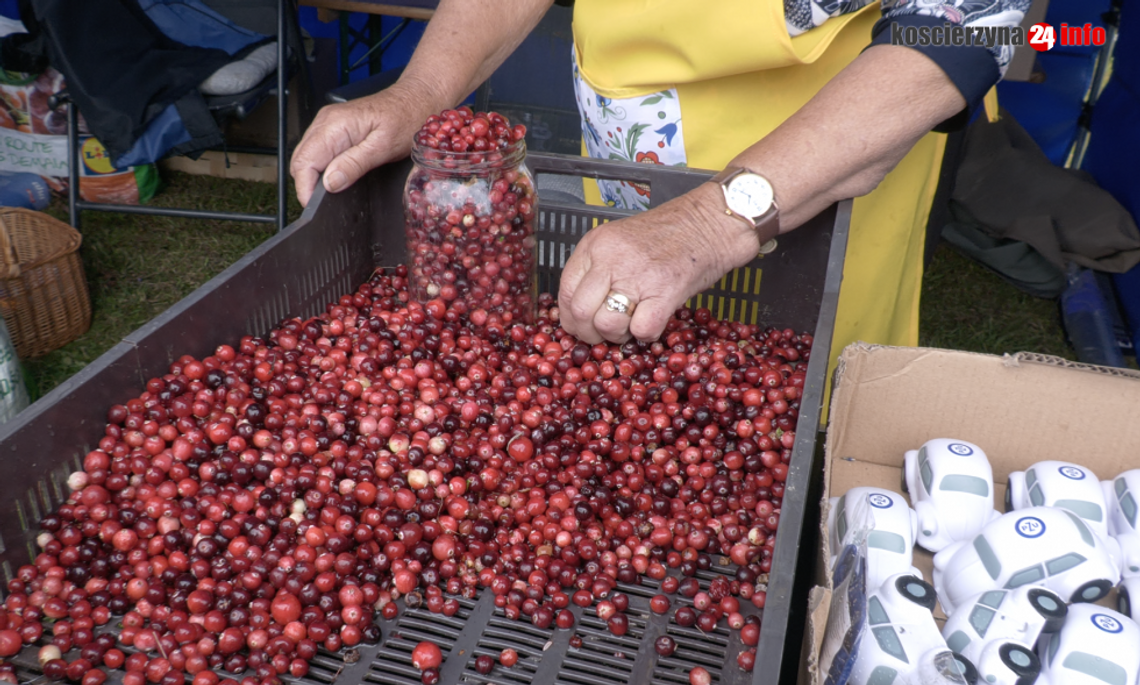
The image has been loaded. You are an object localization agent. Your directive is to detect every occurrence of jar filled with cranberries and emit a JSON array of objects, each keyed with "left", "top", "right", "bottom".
[{"left": 403, "top": 107, "right": 538, "bottom": 324}]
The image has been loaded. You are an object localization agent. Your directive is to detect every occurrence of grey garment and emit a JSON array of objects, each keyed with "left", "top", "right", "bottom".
[
  {"left": 942, "top": 202, "right": 1067, "bottom": 299},
  {"left": 947, "top": 108, "right": 1140, "bottom": 292}
]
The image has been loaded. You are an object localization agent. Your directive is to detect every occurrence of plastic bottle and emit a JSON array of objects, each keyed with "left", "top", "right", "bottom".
[{"left": 1061, "top": 264, "right": 1126, "bottom": 368}]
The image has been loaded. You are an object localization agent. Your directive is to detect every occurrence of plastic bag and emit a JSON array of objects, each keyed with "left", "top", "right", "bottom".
[
  {"left": 0, "top": 67, "right": 158, "bottom": 204},
  {"left": 0, "top": 315, "right": 29, "bottom": 424}
]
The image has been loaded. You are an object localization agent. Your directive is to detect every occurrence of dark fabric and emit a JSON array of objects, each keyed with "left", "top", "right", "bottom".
[
  {"left": 869, "top": 14, "right": 999, "bottom": 132},
  {"left": 0, "top": 0, "right": 47, "bottom": 74},
  {"left": 948, "top": 108, "right": 1140, "bottom": 297},
  {"left": 30, "top": 0, "right": 261, "bottom": 164}
]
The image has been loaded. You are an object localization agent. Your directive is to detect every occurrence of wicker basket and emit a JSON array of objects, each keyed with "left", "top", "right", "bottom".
[{"left": 0, "top": 209, "right": 91, "bottom": 359}]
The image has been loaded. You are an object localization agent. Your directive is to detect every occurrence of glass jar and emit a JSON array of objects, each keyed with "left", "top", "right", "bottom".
[{"left": 403, "top": 138, "right": 537, "bottom": 324}]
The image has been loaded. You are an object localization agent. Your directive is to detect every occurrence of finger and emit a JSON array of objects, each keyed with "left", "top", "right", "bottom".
[
  {"left": 628, "top": 297, "right": 674, "bottom": 343},
  {"left": 291, "top": 164, "right": 319, "bottom": 208},
  {"left": 557, "top": 245, "right": 590, "bottom": 331},
  {"left": 291, "top": 120, "right": 340, "bottom": 207},
  {"left": 323, "top": 130, "right": 387, "bottom": 194},
  {"left": 593, "top": 293, "right": 634, "bottom": 344},
  {"left": 565, "top": 267, "right": 612, "bottom": 345}
]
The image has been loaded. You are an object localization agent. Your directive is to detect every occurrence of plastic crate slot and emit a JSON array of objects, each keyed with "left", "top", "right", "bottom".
[
  {"left": 384, "top": 625, "right": 463, "bottom": 647},
  {"left": 37, "top": 477, "right": 54, "bottom": 517},
  {"left": 573, "top": 629, "right": 640, "bottom": 655},
  {"left": 480, "top": 628, "right": 552, "bottom": 650},
  {"left": 560, "top": 653, "right": 634, "bottom": 675},
  {"left": 664, "top": 625, "right": 730, "bottom": 646},
  {"left": 613, "top": 580, "right": 653, "bottom": 599},
  {"left": 398, "top": 609, "right": 470, "bottom": 630},
  {"left": 362, "top": 665, "right": 422, "bottom": 685},
  {"left": 487, "top": 614, "right": 554, "bottom": 639}
]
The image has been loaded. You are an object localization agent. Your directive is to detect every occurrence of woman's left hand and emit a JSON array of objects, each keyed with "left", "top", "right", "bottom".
[{"left": 558, "top": 183, "right": 759, "bottom": 344}]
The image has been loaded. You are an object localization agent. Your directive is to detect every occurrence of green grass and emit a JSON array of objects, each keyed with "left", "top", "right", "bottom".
[
  {"left": 22, "top": 171, "right": 301, "bottom": 401},
  {"left": 16, "top": 170, "right": 1074, "bottom": 401},
  {"left": 919, "top": 242, "right": 1074, "bottom": 359}
]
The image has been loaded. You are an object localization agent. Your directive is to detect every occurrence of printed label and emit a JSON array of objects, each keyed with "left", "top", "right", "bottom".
[
  {"left": 868, "top": 494, "right": 893, "bottom": 509},
  {"left": 1058, "top": 465, "right": 1086, "bottom": 480},
  {"left": 1092, "top": 613, "right": 1124, "bottom": 633},
  {"left": 1016, "top": 516, "right": 1046, "bottom": 538}
]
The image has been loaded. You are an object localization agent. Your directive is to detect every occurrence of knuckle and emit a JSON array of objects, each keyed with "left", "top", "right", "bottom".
[{"left": 569, "top": 302, "right": 594, "bottom": 322}]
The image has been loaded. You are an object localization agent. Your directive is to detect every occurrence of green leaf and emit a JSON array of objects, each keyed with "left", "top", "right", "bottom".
[{"left": 640, "top": 96, "right": 664, "bottom": 106}]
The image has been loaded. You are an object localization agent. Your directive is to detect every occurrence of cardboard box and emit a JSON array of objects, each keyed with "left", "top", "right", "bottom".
[
  {"left": 803, "top": 343, "right": 1140, "bottom": 684},
  {"left": 160, "top": 150, "right": 279, "bottom": 184}
]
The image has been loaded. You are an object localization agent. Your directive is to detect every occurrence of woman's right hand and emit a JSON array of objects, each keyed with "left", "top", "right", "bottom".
[{"left": 290, "top": 81, "right": 435, "bottom": 207}]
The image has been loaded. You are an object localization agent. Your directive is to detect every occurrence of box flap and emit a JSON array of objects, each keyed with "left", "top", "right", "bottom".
[{"left": 827, "top": 344, "right": 1140, "bottom": 479}]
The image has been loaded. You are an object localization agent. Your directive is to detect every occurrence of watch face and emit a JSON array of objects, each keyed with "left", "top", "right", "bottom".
[{"left": 725, "top": 173, "right": 774, "bottom": 219}]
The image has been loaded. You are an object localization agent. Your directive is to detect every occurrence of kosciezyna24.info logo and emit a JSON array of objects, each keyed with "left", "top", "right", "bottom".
[{"left": 890, "top": 21, "right": 1107, "bottom": 52}]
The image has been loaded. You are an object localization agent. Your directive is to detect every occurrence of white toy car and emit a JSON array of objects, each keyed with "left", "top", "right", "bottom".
[
  {"left": 1007, "top": 461, "right": 1109, "bottom": 540},
  {"left": 904, "top": 438, "right": 1000, "bottom": 553},
  {"left": 942, "top": 585, "right": 1064, "bottom": 679},
  {"left": 828, "top": 487, "right": 922, "bottom": 591},
  {"left": 1036, "top": 604, "right": 1140, "bottom": 685},
  {"left": 1103, "top": 470, "right": 1140, "bottom": 537},
  {"left": 849, "top": 574, "right": 978, "bottom": 685},
  {"left": 968, "top": 639, "right": 1041, "bottom": 685},
  {"left": 933, "top": 507, "right": 1120, "bottom": 615},
  {"left": 1103, "top": 471, "right": 1140, "bottom": 578}
]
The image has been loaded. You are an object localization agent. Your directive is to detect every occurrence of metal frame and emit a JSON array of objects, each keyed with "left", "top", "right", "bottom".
[{"left": 65, "top": 0, "right": 290, "bottom": 232}]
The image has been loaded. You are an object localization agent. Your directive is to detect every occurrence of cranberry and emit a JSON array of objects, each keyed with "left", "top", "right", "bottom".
[
  {"left": 411, "top": 642, "right": 443, "bottom": 671},
  {"left": 737, "top": 649, "right": 756, "bottom": 671},
  {"left": 499, "top": 649, "right": 518, "bottom": 668},
  {"left": 674, "top": 607, "right": 697, "bottom": 627},
  {"left": 469, "top": 655, "right": 491, "bottom": 675}
]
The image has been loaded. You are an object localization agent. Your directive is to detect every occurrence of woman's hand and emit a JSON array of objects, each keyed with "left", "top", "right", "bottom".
[
  {"left": 290, "top": 0, "right": 554, "bottom": 207},
  {"left": 290, "top": 81, "right": 437, "bottom": 207},
  {"left": 558, "top": 183, "right": 760, "bottom": 344}
]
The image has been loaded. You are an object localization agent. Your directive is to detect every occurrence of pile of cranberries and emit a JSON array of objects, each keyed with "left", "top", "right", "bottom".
[
  {"left": 405, "top": 108, "right": 537, "bottom": 324},
  {"left": 0, "top": 265, "right": 810, "bottom": 685}
]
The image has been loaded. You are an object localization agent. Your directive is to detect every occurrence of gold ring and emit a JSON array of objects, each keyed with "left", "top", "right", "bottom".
[{"left": 604, "top": 291, "right": 635, "bottom": 316}]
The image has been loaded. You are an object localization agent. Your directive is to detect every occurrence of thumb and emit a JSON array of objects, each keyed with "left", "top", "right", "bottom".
[{"left": 628, "top": 296, "right": 674, "bottom": 342}]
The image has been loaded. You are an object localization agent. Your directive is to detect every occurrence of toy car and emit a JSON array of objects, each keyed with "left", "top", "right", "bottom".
[
  {"left": 970, "top": 640, "right": 1041, "bottom": 685},
  {"left": 828, "top": 486, "right": 922, "bottom": 591},
  {"left": 1007, "top": 461, "right": 1109, "bottom": 540},
  {"left": 904, "top": 438, "right": 1000, "bottom": 553},
  {"left": 933, "top": 506, "right": 1120, "bottom": 615},
  {"left": 1103, "top": 469, "right": 1140, "bottom": 538},
  {"left": 943, "top": 585, "right": 1066, "bottom": 664},
  {"left": 1036, "top": 603, "right": 1140, "bottom": 685},
  {"left": 1117, "top": 576, "right": 1140, "bottom": 619},
  {"left": 849, "top": 574, "right": 978, "bottom": 685}
]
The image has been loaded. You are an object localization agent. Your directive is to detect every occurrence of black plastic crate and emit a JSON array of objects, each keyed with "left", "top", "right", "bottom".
[{"left": 0, "top": 152, "right": 849, "bottom": 685}]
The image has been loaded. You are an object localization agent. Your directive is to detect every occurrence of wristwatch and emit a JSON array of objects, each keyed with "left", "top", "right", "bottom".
[{"left": 711, "top": 167, "right": 780, "bottom": 255}]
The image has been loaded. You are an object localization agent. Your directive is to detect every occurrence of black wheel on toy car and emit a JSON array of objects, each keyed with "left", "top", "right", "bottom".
[
  {"left": 1004, "top": 484, "right": 1012, "bottom": 513},
  {"left": 895, "top": 575, "right": 937, "bottom": 611},
  {"left": 1071, "top": 578, "right": 1114, "bottom": 604},
  {"left": 950, "top": 652, "right": 979, "bottom": 684},
  {"left": 999, "top": 642, "right": 1041, "bottom": 685},
  {"left": 1119, "top": 585, "right": 1132, "bottom": 618},
  {"left": 1028, "top": 587, "right": 1068, "bottom": 633}
]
